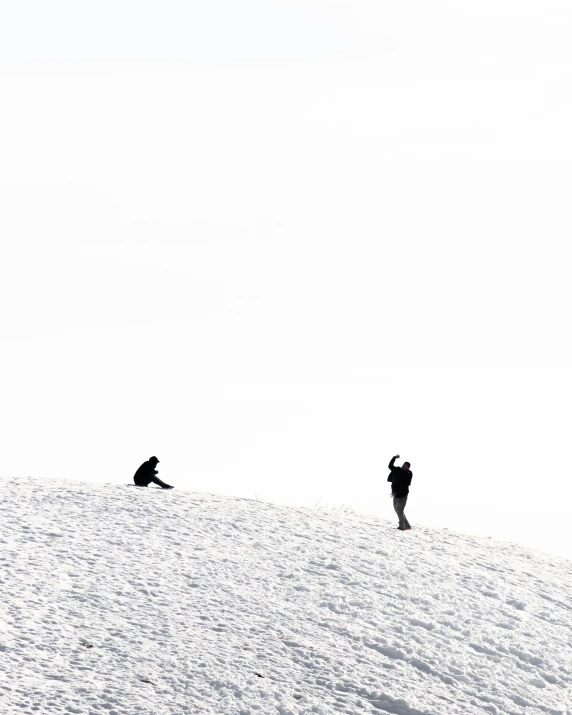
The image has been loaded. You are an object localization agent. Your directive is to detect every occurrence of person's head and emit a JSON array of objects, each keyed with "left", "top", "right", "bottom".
[
  {"left": 403, "top": 461, "right": 411, "bottom": 470},
  {"left": 149, "top": 456, "right": 159, "bottom": 465}
]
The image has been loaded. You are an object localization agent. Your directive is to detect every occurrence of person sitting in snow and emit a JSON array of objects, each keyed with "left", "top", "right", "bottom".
[
  {"left": 133, "top": 456, "right": 174, "bottom": 489},
  {"left": 387, "top": 455, "right": 412, "bottom": 530}
]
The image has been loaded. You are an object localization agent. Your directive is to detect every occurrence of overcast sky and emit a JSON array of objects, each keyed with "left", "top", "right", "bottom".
[{"left": 1, "top": 1, "right": 571, "bottom": 558}]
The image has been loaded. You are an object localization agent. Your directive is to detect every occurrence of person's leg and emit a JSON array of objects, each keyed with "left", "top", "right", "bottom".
[
  {"left": 402, "top": 497, "right": 410, "bottom": 529},
  {"left": 393, "top": 497, "right": 403, "bottom": 529},
  {"left": 393, "top": 496, "right": 407, "bottom": 529},
  {"left": 149, "top": 475, "right": 174, "bottom": 489}
]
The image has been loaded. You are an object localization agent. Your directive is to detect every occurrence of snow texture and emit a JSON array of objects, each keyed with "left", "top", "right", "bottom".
[{"left": 1, "top": 476, "right": 571, "bottom": 715}]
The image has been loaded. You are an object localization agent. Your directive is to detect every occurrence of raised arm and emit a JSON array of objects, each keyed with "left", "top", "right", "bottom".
[{"left": 388, "top": 454, "right": 399, "bottom": 470}]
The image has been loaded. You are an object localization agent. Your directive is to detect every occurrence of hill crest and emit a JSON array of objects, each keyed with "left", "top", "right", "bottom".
[{"left": 1, "top": 476, "right": 571, "bottom": 715}]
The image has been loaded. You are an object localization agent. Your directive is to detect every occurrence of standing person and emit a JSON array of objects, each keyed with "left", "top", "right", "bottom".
[
  {"left": 387, "top": 454, "right": 412, "bottom": 530},
  {"left": 133, "top": 456, "right": 174, "bottom": 489}
]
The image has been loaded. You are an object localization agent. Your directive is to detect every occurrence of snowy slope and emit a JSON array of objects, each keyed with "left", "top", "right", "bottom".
[{"left": 0, "top": 477, "right": 571, "bottom": 715}]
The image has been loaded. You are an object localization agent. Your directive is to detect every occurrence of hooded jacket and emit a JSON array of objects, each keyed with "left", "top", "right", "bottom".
[{"left": 133, "top": 459, "right": 159, "bottom": 486}]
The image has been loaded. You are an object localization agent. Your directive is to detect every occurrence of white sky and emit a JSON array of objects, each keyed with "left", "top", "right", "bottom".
[{"left": 1, "top": 1, "right": 571, "bottom": 559}]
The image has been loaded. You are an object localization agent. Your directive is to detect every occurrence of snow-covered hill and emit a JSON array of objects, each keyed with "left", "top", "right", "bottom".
[{"left": 1, "top": 477, "right": 571, "bottom": 715}]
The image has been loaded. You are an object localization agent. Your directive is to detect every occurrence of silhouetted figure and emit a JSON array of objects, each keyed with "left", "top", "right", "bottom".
[
  {"left": 133, "top": 456, "right": 174, "bottom": 489},
  {"left": 387, "top": 454, "right": 412, "bottom": 530}
]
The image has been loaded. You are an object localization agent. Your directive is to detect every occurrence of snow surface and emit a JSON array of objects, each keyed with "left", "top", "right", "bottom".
[{"left": 1, "top": 477, "right": 571, "bottom": 715}]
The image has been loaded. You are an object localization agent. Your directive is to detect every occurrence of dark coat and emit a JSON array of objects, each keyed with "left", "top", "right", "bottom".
[
  {"left": 133, "top": 460, "right": 159, "bottom": 486},
  {"left": 387, "top": 456, "right": 412, "bottom": 498}
]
